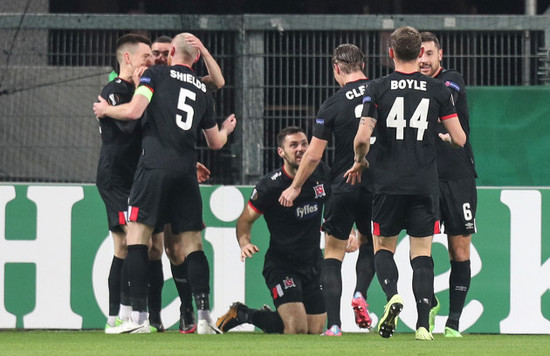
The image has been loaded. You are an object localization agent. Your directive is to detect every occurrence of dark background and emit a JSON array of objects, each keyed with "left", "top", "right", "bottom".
[{"left": 50, "top": 0, "right": 550, "bottom": 15}]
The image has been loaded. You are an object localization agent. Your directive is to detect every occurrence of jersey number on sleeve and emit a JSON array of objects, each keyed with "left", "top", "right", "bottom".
[
  {"left": 176, "top": 88, "right": 196, "bottom": 131},
  {"left": 386, "top": 97, "right": 429, "bottom": 140}
]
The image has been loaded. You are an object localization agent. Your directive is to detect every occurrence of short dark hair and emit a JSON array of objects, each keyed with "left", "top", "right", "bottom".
[
  {"left": 332, "top": 44, "right": 365, "bottom": 74},
  {"left": 390, "top": 26, "right": 422, "bottom": 62},
  {"left": 276, "top": 126, "right": 305, "bottom": 148},
  {"left": 116, "top": 33, "right": 151, "bottom": 51},
  {"left": 420, "top": 32, "right": 441, "bottom": 50},
  {"left": 153, "top": 35, "right": 173, "bottom": 44}
]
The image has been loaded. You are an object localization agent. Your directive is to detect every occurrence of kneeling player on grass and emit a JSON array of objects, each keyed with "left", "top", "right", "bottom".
[{"left": 217, "top": 127, "right": 329, "bottom": 334}]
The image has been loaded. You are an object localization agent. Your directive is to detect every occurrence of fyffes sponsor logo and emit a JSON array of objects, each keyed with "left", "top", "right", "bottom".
[{"left": 295, "top": 203, "right": 319, "bottom": 219}]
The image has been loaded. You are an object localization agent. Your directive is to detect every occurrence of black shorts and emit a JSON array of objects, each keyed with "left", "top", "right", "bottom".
[
  {"left": 439, "top": 177, "right": 477, "bottom": 236},
  {"left": 263, "top": 255, "right": 325, "bottom": 315},
  {"left": 322, "top": 183, "right": 373, "bottom": 240},
  {"left": 372, "top": 193, "right": 440, "bottom": 237},
  {"left": 128, "top": 166, "right": 204, "bottom": 234},
  {"left": 97, "top": 183, "right": 129, "bottom": 233}
]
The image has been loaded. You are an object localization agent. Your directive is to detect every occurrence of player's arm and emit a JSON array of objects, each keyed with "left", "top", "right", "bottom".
[
  {"left": 185, "top": 34, "right": 225, "bottom": 92},
  {"left": 202, "top": 113, "right": 237, "bottom": 150},
  {"left": 344, "top": 116, "right": 375, "bottom": 185},
  {"left": 196, "top": 162, "right": 210, "bottom": 183},
  {"left": 440, "top": 116, "right": 466, "bottom": 148},
  {"left": 236, "top": 203, "right": 262, "bottom": 262},
  {"left": 278, "top": 137, "right": 327, "bottom": 207},
  {"left": 93, "top": 87, "right": 150, "bottom": 121}
]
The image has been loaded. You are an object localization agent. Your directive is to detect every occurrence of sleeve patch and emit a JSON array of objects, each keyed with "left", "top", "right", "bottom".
[
  {"left": 315, "top": 118, "right": 325, "bottom": 125},
  {"left": 445, "top": 81, "right": 461, "bottom": 92}
]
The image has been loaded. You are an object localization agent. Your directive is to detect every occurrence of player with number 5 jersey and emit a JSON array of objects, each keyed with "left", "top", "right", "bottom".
[{"left": 93, "top": 32, "right": 237, "bottom": 334}]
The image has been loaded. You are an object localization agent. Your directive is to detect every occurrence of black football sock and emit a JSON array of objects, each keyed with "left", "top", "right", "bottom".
[
  {"left": 374, "top": 249, "right": 399, "bottom": 300},
  {"left": 126, "top": 244, "right": 150, "bottom": 313},
  {"left": 120, "top": 258, "right": 130, "bottom": 307},
  {"left": 321, "top": 258, "right": 343, "bottom": 328},
  {"left": 447, "top": 259, "right": 471, "bottom": 330},
  {"left": 171, "top": 259, "right": 194, "bottom": 313},
  {"left": 429, "top": 256, "right": 437, "bottom": 307},
  {"left": 249, "top": 309, "right": 285, "bottom": 334},
  {"left": 108, "top": 256, "right": 124, "bottom": 316},
  {"left": 148, "top": 259, "right": 164, "bottom": 322},
  {"left": 411, "top": 256, "right": 434, "bottom": 330},
  {"left": 354, "top": 242, "right": 375, "bottom": 298},
  {"left": 186, "top": 251, "right": 211, "bottom": 310}
]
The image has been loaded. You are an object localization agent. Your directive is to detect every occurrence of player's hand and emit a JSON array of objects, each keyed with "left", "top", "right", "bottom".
[
  {"left": 184, "top": 33, "right": 207, "bottom": 54},
  {"left": 240, "top": 243, "right": 259, "bottom": 262},
  {"left": 346, "top": 230, "right": 360, "bottom": 253},
  {"left": 132, "top": 66, "right": 148, "bottom": 87},
  {"left": 439, "top": 132, "right": 452, "bottom": 145},
  {"left": 278, "top": 186, "right": 300, "bottom": 207},
  {"left": 343, "top": 160, "right": 368, "bottom": 185},
  {"left": 222, "top": 114, "right": 237, "bottom": 135},
  {"left": 196, "top": 162, "right": 211, "bottom": 183},
  {"left": 93, "top": 96, "right": 108, "bottom": 118}
]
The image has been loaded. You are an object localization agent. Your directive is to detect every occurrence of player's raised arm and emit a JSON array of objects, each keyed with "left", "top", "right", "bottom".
[
  {"left": 203, "top": 114, "right": 237, "bottom": 150},
  {"left": 236, "top": 203, "right": 261, "bottom": 262},
  {"left": 185, "top": 33, "right": 225, "bottom": 91}
]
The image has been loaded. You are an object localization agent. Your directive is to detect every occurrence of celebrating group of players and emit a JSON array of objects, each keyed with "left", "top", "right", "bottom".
[{"left": 93, "top": 25, "right": 476, "bottom": 340}]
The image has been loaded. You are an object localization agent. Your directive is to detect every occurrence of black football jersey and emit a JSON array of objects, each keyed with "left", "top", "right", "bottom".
[
  {"left": 312, "top": 78, "right": 375, "bottom": 191},
  {"left": 96, "top": 77, "right": 142, "bottom": 190},
  {"left": 362, "top": 71, "right": 457, "bottom": 195},
  {"left": 248, "top": 163, "right": 330, "bottom": 266},
  {"left": 434, "top": 68, "right": 477, "bottom": 180},
  {"left": 137, "top": 64, "right": 217, "bottom": 171}
]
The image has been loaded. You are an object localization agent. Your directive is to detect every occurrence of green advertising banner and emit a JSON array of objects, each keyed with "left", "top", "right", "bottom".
[
  {"left": 0, "top": 184, "right": 549, "bottom": 334},
  {"left": 468, "top": 87, "right": 550, "bottom": 187}
]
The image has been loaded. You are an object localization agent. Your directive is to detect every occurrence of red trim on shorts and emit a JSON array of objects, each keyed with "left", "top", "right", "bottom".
[
  {"left": 248, "top": 201, "right": 263, "bottom": 214},
  {"left": 118, "top": 211, "right": 126, "bottom": 226},
  {"left": 440, "top": 113, "right": 458, "bottom": 121},
  {"left": 129, "top": 206, "right": 139, "bottom": 221},
  {"left": 373, "top": 222, "right": 380, "bottom": 236},
  {"left": 434, "top": 220, "right": 441, "bottom": 234}
]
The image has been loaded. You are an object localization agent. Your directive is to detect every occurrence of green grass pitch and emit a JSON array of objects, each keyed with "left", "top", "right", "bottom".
[{"left": 1, "top": 331, "right": 550, "bottom": 355}]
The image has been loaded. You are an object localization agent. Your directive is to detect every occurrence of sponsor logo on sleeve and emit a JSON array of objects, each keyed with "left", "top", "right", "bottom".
[
  {"left": 315, "top": 118, "right": 325, "bottom": 125},
  {"left": 445, "top": 80, "right": 460, "bottom": 92},
  {"left": 250, "top": 188, "right": 258, "bottom": 201},
  {"left": 140, "top": 76, "right": 151, "bottom": 84},
  {"left": 362, "top": 96, "right": 372, "bottom": 103}
]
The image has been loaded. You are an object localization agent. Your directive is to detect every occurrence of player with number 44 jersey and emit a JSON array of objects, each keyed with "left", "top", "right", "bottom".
[{"left": 362, "top": 72, "right": 458, "bottom": 195}]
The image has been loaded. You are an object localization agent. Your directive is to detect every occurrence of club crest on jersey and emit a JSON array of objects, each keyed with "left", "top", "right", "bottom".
[
  {"left": 283, "top": 277, "right": 296, "bottom": 289},
  {"left": 316, "top": 118, "right": 325, "bottom": 125},
  {"left": 445, "top": 80, "right": 461, "bottom": 92},
  {"left": 313, "top": 184, "right": 326, "bottom": 198}
]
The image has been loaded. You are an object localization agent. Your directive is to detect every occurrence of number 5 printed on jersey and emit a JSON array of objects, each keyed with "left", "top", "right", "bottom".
[
  {"left": 176, "top": 88, "right": 195, "bottom": 130},
  {"left": 386, "top": 97, "right": 430, "bottom": 140}
]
